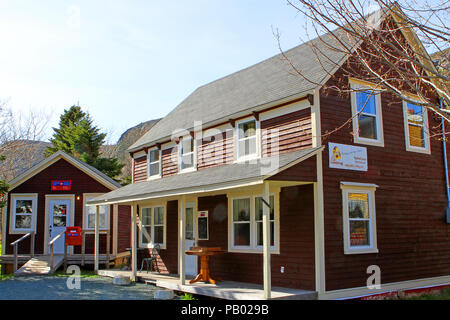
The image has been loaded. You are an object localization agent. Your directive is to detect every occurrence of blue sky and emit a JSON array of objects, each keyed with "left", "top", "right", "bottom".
[{"left": 0, "top": 1, "right": 314, "bottom": 143}]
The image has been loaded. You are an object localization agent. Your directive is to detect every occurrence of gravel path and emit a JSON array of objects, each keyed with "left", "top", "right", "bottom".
[{"left": 0, "top": 276, "right": 160, "bottom": 300}]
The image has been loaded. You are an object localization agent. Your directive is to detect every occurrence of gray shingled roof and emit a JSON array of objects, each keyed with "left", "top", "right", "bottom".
[
  {"left": 87, "top": 147, "right": 322, "bottom": 205},
  {"left": 129, "top": 29, "right": 354, "bottom": 152}
]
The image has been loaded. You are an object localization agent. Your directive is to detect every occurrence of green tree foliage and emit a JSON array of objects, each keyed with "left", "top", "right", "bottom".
[
  {"left": 0, "top": 155, "right": 8, "bottom": 209},
  {"left": 45, "top": 106, "right": 124, "bottom": 181}
]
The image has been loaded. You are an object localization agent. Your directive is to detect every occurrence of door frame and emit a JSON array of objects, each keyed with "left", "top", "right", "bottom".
[
  {"left": 185, "top": 201, "right": 198, "bottom": 275},
  {"left": 44, "top": 194, "right": 75, "bottom": 255}
]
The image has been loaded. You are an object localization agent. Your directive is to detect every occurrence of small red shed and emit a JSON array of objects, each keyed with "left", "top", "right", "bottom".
[{"left": 0, "top": 150, "right": 130, "bottom": 274}]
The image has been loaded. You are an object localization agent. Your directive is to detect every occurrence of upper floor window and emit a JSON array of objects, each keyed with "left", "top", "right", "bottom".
[
  {"left": 148, "top": 148, "right": 161, "bottom": 177},
  {"left": 341, "top": 182, "right": 378, "bottom": 255},
  {"left": 236, "top": 118, "right": 258, "bottom": 160},
  {"left": 179, "top": 137, "right": 196, "bottom": 171},
  {"left": 10, "top": 194, "right": 37, "bottom": 233},
  {"left": 350, "top": 80, "right": 384, "bottom": 147},
  {"left": 403, "top": 100, "right": 430, "bottom": 154}
]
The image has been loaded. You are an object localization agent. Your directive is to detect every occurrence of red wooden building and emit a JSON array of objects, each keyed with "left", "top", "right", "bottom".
[
  {"left": 88, "top": 10, "right": 449, "bottom": 299},
  {"left": 0, "top": 151, "right": 130, "bottom": 275}
]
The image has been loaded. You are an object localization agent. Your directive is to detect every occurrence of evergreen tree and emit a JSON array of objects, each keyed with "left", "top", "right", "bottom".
[
  {"left": 0, "top": 155, "right": 8, "bottom": 209},
  {"left": 45, "top": 105, "right": 124, "bottom": 181}
]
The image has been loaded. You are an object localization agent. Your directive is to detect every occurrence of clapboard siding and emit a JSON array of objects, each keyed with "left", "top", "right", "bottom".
[
  {"left": 193, "top": 186, "right": 315, "bottom": 290},
  {"left": 162, "top": 147, "right": 178, "bottom": 177},
  {"left": 133, "top": 156, "right": 147, "bottom": 182},
  {"left": 320, "top": 64, "right": 449, "bottom": 291},
  {"left": 137, "top": 200, "right": 178, "bottom": 274},
  {"left": 197, "top": 131, "right": 234, "bottom": 170},
  {"left": 261, "top": 109, "right": 312, "bottom": 156},
  {"left": 5, "top": 158, "right": 129, "bottom": 256}
]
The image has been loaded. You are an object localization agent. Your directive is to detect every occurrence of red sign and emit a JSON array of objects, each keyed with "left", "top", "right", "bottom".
[
  {"left": 51, "top": 180, "right": 71, "bottom": 191},
  {"left": 65, "top": 226, "right": 82, "bottom": 246}
]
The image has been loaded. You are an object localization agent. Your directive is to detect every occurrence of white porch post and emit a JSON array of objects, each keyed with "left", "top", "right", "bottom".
[
  {"left": 262, "top": 181, "right": 271, "bottom": 299},
  {"left": 178, "top": 195, "right": 186, "bottom": 285},
  {"left": 94, "top": 205, "right": 100, "bottom": 272},
  {"left": 131, "top": 203, "right": 138, "bottom": 281}
]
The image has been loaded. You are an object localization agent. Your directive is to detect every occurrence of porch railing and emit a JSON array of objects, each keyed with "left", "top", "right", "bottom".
[
  {"left": 49, "top": 230, "right": 67, "bottom": 273},
  {"left": 80, "top": 229, "right": 111, "bottom": 268},
  {"left": 10, "top": 231, "right": 35, "bottom": 273}
]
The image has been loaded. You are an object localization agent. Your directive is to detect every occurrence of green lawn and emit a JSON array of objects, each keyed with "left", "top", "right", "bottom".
[
  {"left": 400, "top": 288, "right": 450, "bottom": 300},
  {"left": 0, "top": 241, "right": 12, "bottom": 280}
]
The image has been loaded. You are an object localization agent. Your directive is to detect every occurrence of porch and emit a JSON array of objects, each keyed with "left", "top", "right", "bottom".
[
  {"left": 98, "top": 269, "right": 317, "bottom": 300},
  {"left": 89, "top": 147, "right": 323, "bottom": 299}
]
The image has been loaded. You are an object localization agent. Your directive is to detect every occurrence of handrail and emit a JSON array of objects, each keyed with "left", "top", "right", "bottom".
[
  {"left": 10, "top": 231, "right": 35, "bottom": 273},
  {"left": 49, "top": 230, "right": 67, "bottom": 273},
  {"left": 10, "top": 232, "right": 33, "bottom": 246},
  {"left": 49, "top": 230, "right": 66, "bottom": 246}
]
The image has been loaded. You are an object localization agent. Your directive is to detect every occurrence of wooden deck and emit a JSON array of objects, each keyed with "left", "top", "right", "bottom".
[
  {"left": 0, "top": 254, "right": 116, "bottom": 265},
  {"left": 98, "top": 269, "right": 317, "bottom": 300}
]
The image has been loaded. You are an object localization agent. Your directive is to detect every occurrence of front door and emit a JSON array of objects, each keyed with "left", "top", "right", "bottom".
[
  {"left": 49, "top": 199, "right": 71, "bottom": 254},
  {"left": 185, "top": 203, "right": 197, "bottom": 276}
]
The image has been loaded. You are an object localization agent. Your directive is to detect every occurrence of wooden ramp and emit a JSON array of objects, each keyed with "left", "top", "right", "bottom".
[{"left": 15, "top": 255, "right": 65, "bottom": 276}]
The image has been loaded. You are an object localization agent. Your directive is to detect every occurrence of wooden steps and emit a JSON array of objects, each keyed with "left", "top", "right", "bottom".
[{"left": 14, "top": 255, "right": 65, "bottom": 276}]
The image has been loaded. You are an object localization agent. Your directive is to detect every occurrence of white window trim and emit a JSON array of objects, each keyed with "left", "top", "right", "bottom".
[
  {"left": 234, "top": 116, "right": 261, "bottom": 162},
  {"left": 341, "top": 182, "right": 378, "bottom": 255},
  {"left": 138, "top": 204, "right": 166, "bottom": 249},
  {"left": 402, "top": 98, "right": 431, "bottom": 154},
  {"left": 9, "top": 193, "right": 38, "bottom": 234},
  {"left": 349, "top": 79, "right": 384, "bottom": 147},
  {"left": 178, "top": 136, "right": 197, "bottom": 174},
  {"left": 83, "top": 193, "right": 110, "bottom": 232},
  {"left": 147, "top": 147, "right": 162, "bottom": 180},
  {"left": 228, "top": 193, "right": 280, "bottom": 254}
]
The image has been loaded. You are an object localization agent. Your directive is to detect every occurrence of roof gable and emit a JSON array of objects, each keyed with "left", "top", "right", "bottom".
[{"left": 8, "top": 150, "right": 122, "bottom": 191}]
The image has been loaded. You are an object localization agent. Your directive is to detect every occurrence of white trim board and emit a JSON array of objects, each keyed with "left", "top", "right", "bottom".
[
  {"left": 8, "top": 150, "right": 120, "bottom": 191},
  {"left": 320, "top": 275, "right": 450, "bottom": 300}
]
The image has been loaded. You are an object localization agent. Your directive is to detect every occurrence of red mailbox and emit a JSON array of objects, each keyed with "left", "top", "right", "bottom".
[{"left": 65, "top": 226, "right": 82, "bottom": 246}]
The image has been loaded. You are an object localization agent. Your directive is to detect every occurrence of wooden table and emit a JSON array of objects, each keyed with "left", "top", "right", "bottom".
[{"left": 185, "top": 247, "right": 226, "bottom": 284}]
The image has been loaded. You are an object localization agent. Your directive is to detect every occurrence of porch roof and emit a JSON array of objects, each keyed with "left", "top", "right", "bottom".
[{"left": 87, "top": 146, "right": 322, "bottom": 206}]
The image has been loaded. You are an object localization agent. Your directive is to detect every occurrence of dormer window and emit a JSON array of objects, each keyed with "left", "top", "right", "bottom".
[
  {"left": 148, "top": 148, "right": 161, "bottom": 178},
  {"left": 179, "top": 136, "right": 196, "bottom": 171},
  {"left": 236, "top": 118, "right": 258, "bottom": 160}
]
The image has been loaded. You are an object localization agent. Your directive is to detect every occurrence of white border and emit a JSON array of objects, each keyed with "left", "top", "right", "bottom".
[
  {"left": 138, "top": 203, "right": 167, "bottom": 250},
  {"left": 82, "top": 193, "right": 110, "bottom": 231},
  {"left": 340, "top": 182, "right": 378, "bottom": 255},
  {"left": 9, "top": 193, "right": 38, "bottom": 234},
  {"left": 44, "top": 194, "right": 75, "bottom": 255},
  {"left": 349, "top": 79, "right": 385, "bottom": 148},
  {"left": 402, "top": 99, "right": 431, "bottom": 154},
  {"left": 235, "top": 116, "right": 260, "bottom": 162}
]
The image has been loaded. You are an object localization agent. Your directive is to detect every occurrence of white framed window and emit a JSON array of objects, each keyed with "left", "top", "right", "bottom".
[
  {"left": 236, "top": 117, "right": 259, "bottom": 161},
  {"left": 83, "top": 194, "right": 109, "bottom": 230},
  {"left": 255, "top": 195, "right": 275, "bottom": 248},
  {"left": 148, "top": 148, "right": 161, "bottom": 178},
  {"left": 9, "top": 194, "right": 38, "bottom": 233},
  {"left": 402, "top": 99, "right": 430, "bottom": 154},
  {"left": 229, "top": 193, "right": 278, "bottom": 253},
  {"left": 350, "top": 79, "right": 384, "bottom": 147},
  {"left": 139, "top": 205, "right": 166, "bottom": 249},
  {"left": 179, "top": 136, "right": 196, "bottom": 172},
  {"left": 341, "top": 182, "right": 378, "bottom": 254},
  {"left": 232, "top": 197, "right": 251, "bottom": 248}
]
